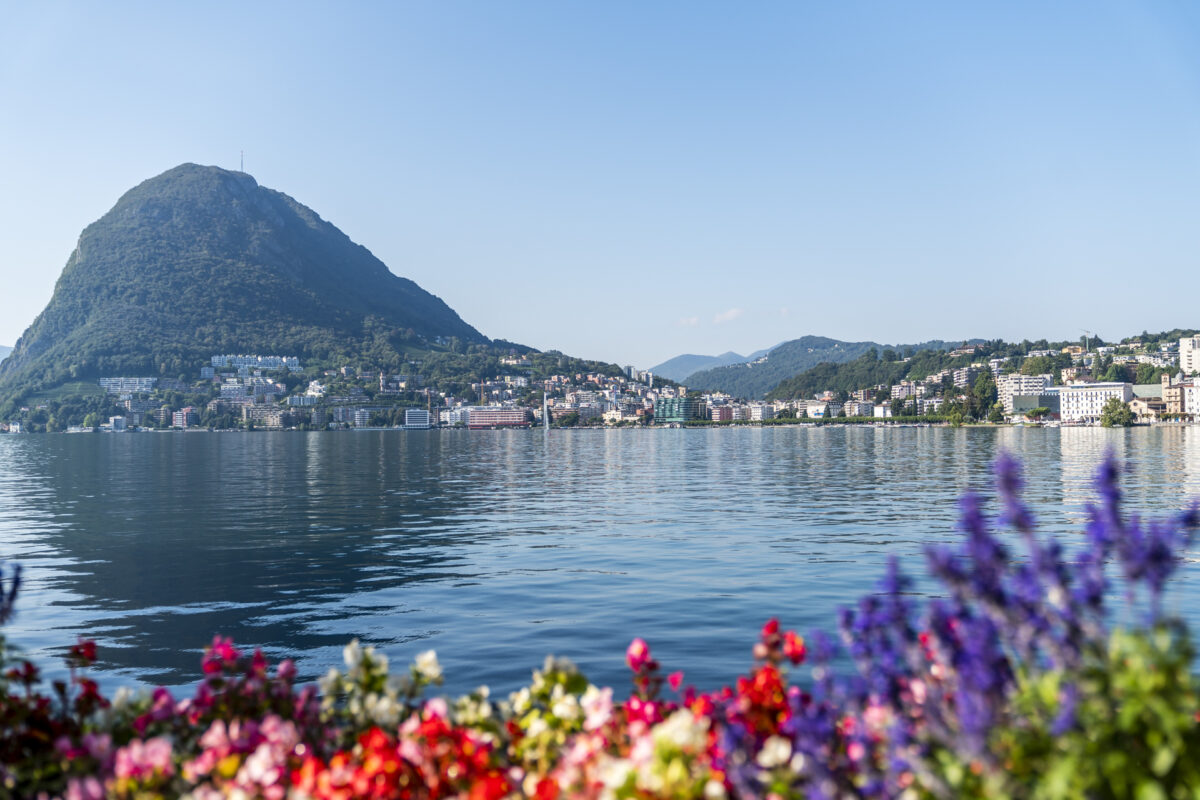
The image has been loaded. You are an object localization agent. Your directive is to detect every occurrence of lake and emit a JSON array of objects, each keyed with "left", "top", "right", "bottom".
[{"left": 1, "top": 426, "right": 1198, "bottom": 696}]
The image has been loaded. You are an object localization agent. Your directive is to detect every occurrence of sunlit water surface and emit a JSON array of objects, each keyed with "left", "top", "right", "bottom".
[{"left": 1, "top": 426, "right": 1198, "bottom": 695}]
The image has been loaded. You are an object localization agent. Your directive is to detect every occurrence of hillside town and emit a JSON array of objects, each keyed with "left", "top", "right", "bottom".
[{"left": 3, "top": 336, "right": 1199, "bottom": 433}]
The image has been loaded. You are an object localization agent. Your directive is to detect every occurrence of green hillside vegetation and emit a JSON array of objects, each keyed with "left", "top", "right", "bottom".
[{"left": 684, "top": 336, "right": 980, "bottom": 398}]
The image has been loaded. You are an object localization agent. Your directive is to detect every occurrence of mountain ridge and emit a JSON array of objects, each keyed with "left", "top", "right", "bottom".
[
  {"left": 683, "top": 336, "right": 984, "bottom": 398},
  {"left": 649, "top": 344, "right": 778, "bottom": 383},
  {"left": 0, "top": 163, "right": 487, "bottom": 403}
]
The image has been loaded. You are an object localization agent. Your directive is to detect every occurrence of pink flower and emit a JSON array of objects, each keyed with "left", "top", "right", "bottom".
[
  {"left": 668, "top": 671, "right": 684, "bottom": 691},
  {"left": 114, "top": 736, "right": 175, "bottom": 780},
  {"left": 203, "top": 635, "right": 240, "bottom": 674},
  {"left": 275, "top": 659, "right": 297, "bottom": 682},
  {"left": 65, "top": 776, "right": 104, "bottom": 800},
  {"left": 581, "top": 686, "right": 613, "bottom": 731},
  {"left": 626, "top": 638, "right": 650, "bottom": 672}
]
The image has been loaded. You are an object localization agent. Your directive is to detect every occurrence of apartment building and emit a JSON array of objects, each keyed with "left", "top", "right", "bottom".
[{"left": 1058, "top": 383, "right": 1133, "bottom": 423}]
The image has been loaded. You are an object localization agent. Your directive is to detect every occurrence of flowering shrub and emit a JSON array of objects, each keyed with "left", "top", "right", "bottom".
[{"left": 0, "top": 453, "right": 1198, "bottom": 798}]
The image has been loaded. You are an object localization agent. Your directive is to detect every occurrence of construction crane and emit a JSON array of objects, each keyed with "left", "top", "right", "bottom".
[{"left": 1081, "top": 329, "right": 1093, "bottom": 353}]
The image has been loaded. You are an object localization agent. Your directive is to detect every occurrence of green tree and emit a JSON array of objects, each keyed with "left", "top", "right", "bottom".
[
  {"left": 988, "top": 403, "right": 1005, "bottom": 423},
  {"left": 1100, "top": 397, "right": 1134, "bottom": 428}
]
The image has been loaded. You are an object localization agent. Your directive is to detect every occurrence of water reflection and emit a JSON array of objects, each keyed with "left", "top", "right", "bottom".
[{"left": 0, "top": 428, "right": 1197, "bottom": 695}]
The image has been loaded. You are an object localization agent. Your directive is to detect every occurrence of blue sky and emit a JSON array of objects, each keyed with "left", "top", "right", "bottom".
[{"left": 2, "top": 2, "right": 1198, "bottom": 368}]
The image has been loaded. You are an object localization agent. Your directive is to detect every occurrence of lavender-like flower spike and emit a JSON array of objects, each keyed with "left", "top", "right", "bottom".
[
  {"left": 995, "top": 450, "right": 1035, "bottom": 535},
  {"left": 1050, "top": 682, "right": 1079, "bottom": 737}
]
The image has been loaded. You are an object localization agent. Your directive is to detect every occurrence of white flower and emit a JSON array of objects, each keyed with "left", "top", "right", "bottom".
[
  {"left": 525, "top": 715, "right": 549, "bottom": 738},
  {"left": 509, "top": 687, "right": 533, "bottom": 713},
  {"left": 599, "top": 758, "right": 633, "bottom": 798},
  {"left": 653, "top": 709, "right": 709, "bottom": 753},
  {"left": 343, "top": 639, "right": 362, "bottom": 670},
  {"left": 414, "top": 649, "right": 442, "bottom": 682},
  {"left": 704, "top": 779, "right": 728, "bottom": 799},
  {"left": 756, "top": 735, "right": 792, "bottom": 769},
  {"left": 551, "top": 692, "right": 581, "bottom": 722},
  {"left": 110, "top": 686, "right": 135, "bottom": 712},
  {"left": 319, "top": 668, "right": 341, "bottom": 697}
]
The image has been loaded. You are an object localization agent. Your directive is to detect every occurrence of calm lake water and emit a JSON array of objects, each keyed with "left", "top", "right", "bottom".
[{"left": 1, "top": 426, "right": 1199, "bottom": 696}]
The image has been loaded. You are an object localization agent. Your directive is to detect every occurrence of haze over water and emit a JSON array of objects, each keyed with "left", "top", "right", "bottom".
[{"left": 1, "top": 427, "right": 1198, "bottom": 695}]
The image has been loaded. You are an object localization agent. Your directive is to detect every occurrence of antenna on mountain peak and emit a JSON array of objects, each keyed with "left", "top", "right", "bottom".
[{"left": 240, "top": 150, "right": 244, "bottom": 172}]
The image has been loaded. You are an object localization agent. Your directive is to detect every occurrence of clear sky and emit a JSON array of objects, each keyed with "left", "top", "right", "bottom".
[{"left": 2, "top": 2, "right": 1199, "bottom": 369}]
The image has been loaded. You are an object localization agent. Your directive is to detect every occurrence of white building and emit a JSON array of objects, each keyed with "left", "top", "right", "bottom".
[
  {"left": 844, "top": 401, "right": 875, "bottom": 417},
  {"left": 1180, "top": 337, "right": 1200, "bottom": 376},
  {"left": 749, "top": 404, "right": 775, "bottom": 421},
  {"left": 98, "top": 377, "right": 158, "bottom": 394},
  {"left": 996, "top": 373, "right": 1052, "bottom": 413},
  {"left": 405, "top": 409, "right": 432, "bottom": 429},
  {"left": 1058, "top": 382, "right": 1133, "bottom": 424},
  {"left": 353, "top": 408, "right": 373, "bottom": 428},
  {"left": 1184, "top": 384, "right": 1200, "bottom": 419}
]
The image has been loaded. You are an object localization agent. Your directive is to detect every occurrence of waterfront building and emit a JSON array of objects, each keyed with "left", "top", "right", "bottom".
[
  {"left": 1011, "top": 391, "right": 1061, "bottom": 418},
  {"left": 353, "top": 409, "right": 373, "bottom": 428},
  {"left": 405, "top": 409, "right": 432, "bottom": 429},
  {"left": 844, "top": 401, "right": 875, "bottom": 417},
  {"left": 996, "top": 373, "right": 1052, "bottom": 413},
  {"left": 467, "top": 407, "right": 531, "bottom": 429},
  {"left": 1129, "top": 397, "right": 1166, "bottom": 422},
  {"left": 172, "top": 407, "right": 199, "bottom": 428},
  {"left": 1058, "top": 382, "right": 1133, "bottom": 423},
  {"left": 749, "top": 404, "right": 774, "bottom": 422},
  {"left": 1163, "top": 374, "right": 1186, "bottom": 415},
  {"left": 1184, "top": 384, "right": 1200, "bottom": 420},
  {"left": 653, "top": 397, "right": 704, "bottom": 424}
]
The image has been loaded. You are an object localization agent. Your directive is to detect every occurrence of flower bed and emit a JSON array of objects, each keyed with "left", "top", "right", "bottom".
[{"left": 1, "top": 454, "right": 1198, "bottom": 798}]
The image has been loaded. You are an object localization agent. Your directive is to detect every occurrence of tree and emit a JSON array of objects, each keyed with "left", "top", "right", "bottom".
[
  {"left": 1100, "top": 397, "right": 1134, "bottom": 428},
  {"left": 1025, "top": 407, "right": 1051, "bottom": 421},
  {"left": 988, "top": 403, "right": 1005, "bottom": 423},
  {"left": 890, "top": 397, "right": 906, "bottom": 417}
]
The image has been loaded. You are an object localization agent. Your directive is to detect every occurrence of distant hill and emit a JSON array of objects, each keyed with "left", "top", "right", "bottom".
[
  {"left": 0, "top": 346, "right": 10, "bottom": 364},
  {"left": 0, "top": 163, "right": 488, "bottom": 405},
  {"left": 649, "top": 344, "right": 778, "bottom": 383},
  {"left": 684, "top": 335, "right": 980, "bottom": 398}
]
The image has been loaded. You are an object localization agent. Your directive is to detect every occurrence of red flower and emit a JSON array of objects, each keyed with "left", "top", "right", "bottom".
[
  {"left": 68, "top": 638, "right": 97, "bottom": 665},
  {"left": 783, "top": 631, "right": 806, "bottom": 665}
]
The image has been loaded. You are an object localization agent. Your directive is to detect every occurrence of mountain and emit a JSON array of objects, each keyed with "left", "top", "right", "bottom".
[
  {"left": 0, "top": 164, "right": 486, "bottom": 402},
  {"left": 649, "top": 344, "right": 777, "bottom": 383},
  {"left": 684, "top": 336, "right": 979, "bottom": 398},
  {"left": 0, "top": 346, "right": 10, "bottom": 364}
]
